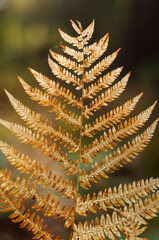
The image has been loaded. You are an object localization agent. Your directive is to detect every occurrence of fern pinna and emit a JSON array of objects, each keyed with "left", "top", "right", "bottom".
[{"left": 0, "top": 20, "right": 159, "bottom": 240}]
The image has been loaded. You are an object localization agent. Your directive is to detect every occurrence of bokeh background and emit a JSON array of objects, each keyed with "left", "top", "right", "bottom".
[{"left": 0, "top": 0, "right": 159, "bottom": 239}]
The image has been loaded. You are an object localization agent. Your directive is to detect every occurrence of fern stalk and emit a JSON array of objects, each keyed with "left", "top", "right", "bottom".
[{"left": 69, "top": 34, "right": 85, "bottom": 240}]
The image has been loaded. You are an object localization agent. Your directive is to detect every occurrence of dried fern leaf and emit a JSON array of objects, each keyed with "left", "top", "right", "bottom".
[
  {"left": 132, "top": 191, "right": 159, "bottom": 224},
  {"left": 73, "top": 211, "right": 123, "bottom": 240},
  {"left": 0, "top": 169, "right": 36, "bottom": 200},
  {"left": 120, "top": 191, "right": 159, "bottom": 238},
  {"left": 83, "top": 48, "right": 121, "bottom": 83},
  {"left": 81, "top": 19, "right": 95, "bottom": 44},
  {"left": 0, "top": 20, "right": 158, "bottom": 240},
  {"left": 80, "top": 119, "right": 159, "bottom": 188},
  {"left": 60, "top": 44, "right": 83, "bottom": 62},
  {"left": 59, "top": 19, "right": 94, "bottom": 48},
  {"left": 76, "top": 178, "right": 159, "bottom": 216},
  {"left": 61, "top": 40, "right": 97, "bottom": 63},
  {"left": 82, "top": 93, "right": 143, "bottom": 137},
  {"left": 58, "top": 29, "right": 83, "bottom": 49},
  {"left": 118, "top": 209, "right": 147, "bottom": 239},
  {"left": 0, "top": 119, "right": 64, "bottom": 159},
  {"left": 0, "top": 139, "right": 77, "bottom": 177},
  {"left": 84, "top": 41, "right": 98, "bottom": 55},
  {"left": 70, "top": 20, "right": 82, "bottom": 34},
  {"left": 82, "top": 102, "right": 157, "bottom": 163},
  {"left": 29, "top": 68, "right": 82, "bottom": 108},
  {"left": 48, "top": 57, "right": 82, "bottom": 89},
  {"left": 60, "top": 39, "right": 97, "bottom": 64},
  {"left": 84, "top": 33, "right": 109, "bottom": 68},
  {"left": 83, "top": 73, "right": 129, "bottom": 118},
  {"left": 0, "top": 169, "right": 73, "bottom": 226},
  {"left": 83, "top": 66, "right": 123, "bottom": 99},
  {"left": 0, "top": 141, "right": 76, "bottom": 198},
  {"left": 18, "top": 77, "right": 81, "bottom": 130},
  {"left": 5, "top": 90, "right": 79, "bottom": 153},
  {"left": 50, "top": 50, "right": 83, "bottom": 75},
  {"left": 32, "top": 193, "right": 74, "bottom": 228},
  {"left": 73, "top": 198, "right": 158, "bottom": 240},
  {"left": 0, "top": 189, "right": 55, "bottom": 240}
]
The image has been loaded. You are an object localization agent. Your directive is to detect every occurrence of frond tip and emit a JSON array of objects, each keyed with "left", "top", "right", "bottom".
[{"left": 0, "top": 19, "right": 158, "bottom": 240}]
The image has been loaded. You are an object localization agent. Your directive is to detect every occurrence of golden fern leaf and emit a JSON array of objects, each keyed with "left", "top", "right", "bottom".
[
  {"left": 83, "top": 48, "right": 121, "bottom": 83},
  {"left": 77, "top": 178, "right": 159, "bottom": 216},
  {"left": 82, "top": 93, "right": 143, "bottom": 137},
  {"left": 74, "top": 190, "right": 159, "bottom": 240},
  {"left": 80, "top": 119, "right": 159, "bottom": 188},
  {"left": 48, "top": 57, "right": 83, "bottom": 89},
  {"left": 0, "top": 169, "right": 73, "bottom": 227},
  {"left": 50, "top": 50, "right": 83, "bottom": 75},
  {"left": 84, "top": 33, "right": 109, "bottom": 67},
  {"left": 5, "top": 90, "right": 79, "bottom": 152},
  {"left": 29, "top": 68, "right": 82, "bottom": 108},
  {"left": 72, "top": 210, "right": 137, "bottom": 240},
  {"left": 0, "top": 141, "right": 76, "bottom": 198},
  {"left": 0, "top": 169, "right": 36, "bottom": 200},
  {"left": 60, "top": 44, "right": 83, "bottom": 62},
  {"left": 83, "top": 72, "right": 130, "bottom": 118},
  {"left": 83, "top": 66, "right": 123, "bottom": 99},
  {"left": 0, "top": 20, "right": 158, "bottom": 240},
  {"left": 81, "top": 102, "right": 157, "bottom": 163},
  {"left": 0, "top": 188, "right": 55, "bottom": 240},
  {"left": 18, "top": 77, "right": 81, "bottom": 129}
]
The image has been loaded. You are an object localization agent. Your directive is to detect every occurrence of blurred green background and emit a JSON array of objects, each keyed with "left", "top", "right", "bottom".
[{"left": 0, "top": 0, "right": 159, "bottom": 239}]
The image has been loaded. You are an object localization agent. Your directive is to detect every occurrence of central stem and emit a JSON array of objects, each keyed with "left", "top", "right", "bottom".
[{"left": 69, "top": 39, "right": 85, "bottom": 240}]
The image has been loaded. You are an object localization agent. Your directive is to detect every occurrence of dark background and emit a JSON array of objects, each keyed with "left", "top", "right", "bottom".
[{"left": 0, "top": 0, "right": 159, "bottom": 239}]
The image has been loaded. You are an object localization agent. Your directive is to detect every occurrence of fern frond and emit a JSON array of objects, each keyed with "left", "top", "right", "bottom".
[
  {"left": 60, "top": 44, "right": 83, "bottom": 62},
  {"left": 59, "top": 19, "right": 95, "bottom": 48},
  {"left": 60, "top": 33, "right": 101, "bottom": 63},
  {"left": 50, "top": 50, "right": 83, "bottom": 75},
  {"left": 80, "top": 119, "right": 159, "bottom": 188},
  {"left": 0, "top": 169, "right": 73, "bottom": 226},
  {"left": 84, "top": 42, "right": 98, "bottom": 55},
  {"left": 29, "top": 68, "right": 82, "bottom": 108},
  {"left": 76, "top": 178, "right": 159, "bottom": 216},
  {"left": 119, "top": 191, "right": 159, "bottom": 238},
  {"left": 83, "top": 66, "right": 123, "bottom": 99},
  {"left": 60, "top": 40, "right": 97, "bottom": 63},
  {"left": 80, "top": 19, "right": 95, "bottom": 44},
  {"left": 74, "top": 195, "right": 159, "bottom": 240},
  {"left": 0, "top": 169, "right": 36, "bottom": 200},
  {"left": 5, "top": 90, "right": 79, "bottom": 152},
  {"left": 32, "top": 193, "right": 74, "bottom": 228},
  {"left": 73, "top": 211, "right": 123, "bottom": 240},
  {"left": 0, "top": 119, "right": 63, "bottom": 158},
  {"left": 83, "top": 48, "right": 121, "bottom": 83},
  {"left": 83, "top": 72, "right": 129, "bottom": 118},
  {"left": 48, "top": 57, "right": 83, "bottom": 89},
  {"left": 0, "top": 141, "right": 76, "bottom": 198},
  {"left": 58, "top": 29, "right": 83, "bottom": 49},
  {"left": 132, "top": 191, "right": 159, "bottom": 224},
  {"left": 0, "top": 139, "right": 77, "bottom": 177},
  {"left": 84, "top": 33, "right": 109, "bottom": 68},
  {"left": 18, "top": 77, "right": 81, "bottom": 130},
  {"left": 82, "top": 93, "right": 143, "bottom": 137},
  {"left": 82, "top": 102, "right": 157, "bottom": 163},
  {"left": 70, "top": 20, "right": 82, "bottom": 34},
  {"left": 0, "top": 189, "right": 55, "bottom": 240},
  {"left": 0, "top": 20, "right": 158, "bottom": 240}
]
